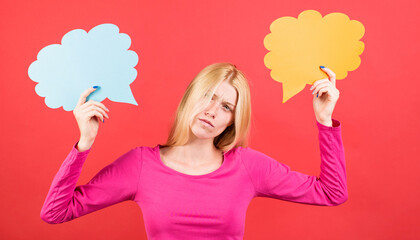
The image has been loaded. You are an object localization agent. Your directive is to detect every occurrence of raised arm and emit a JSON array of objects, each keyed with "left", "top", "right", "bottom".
[
  {"left": 40, "top": 142, "right": 141, "bottom": 224},
  {"left": 241, "top": 119, "right": 347, "bottom": 206}
]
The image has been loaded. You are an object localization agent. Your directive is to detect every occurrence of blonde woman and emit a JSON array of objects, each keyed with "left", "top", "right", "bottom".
[{"left": 41, "top": 63, "right": 347, "bottom": 239}]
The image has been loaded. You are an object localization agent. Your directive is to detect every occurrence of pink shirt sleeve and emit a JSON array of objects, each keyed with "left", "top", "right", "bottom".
[
  {"left": 40, "top": 142, "right": 142, "bottom": 224},
  {"left": 241, "top": 119, "right": 348, "bottom": 206}
]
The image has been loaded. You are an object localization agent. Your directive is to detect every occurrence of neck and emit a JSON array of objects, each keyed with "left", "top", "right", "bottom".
[{"left": 170, "top": 133, "right": 222, "bottom": 167}]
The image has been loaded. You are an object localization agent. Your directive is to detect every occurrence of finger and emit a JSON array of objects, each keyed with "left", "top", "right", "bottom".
[
  {"left": 96, "top": 116, "right": 105, "bottom": 123},
  {"left": 310, "top": 78, "right": 329, "bottom": 90},
  {"left": 311, "top": 78, "right": 329, "bottom": 86},
  {"left": 320, "top": 66, "right": 336, "bottom": 87},
  {"left": 311, "top": 82, "right": 331, "bottom": 95},
  {"left": 80, "top": 100, "right": 109, "bottom": 114},
  {"left": 96, "top": 101, "right": 109, "bottom": 113},
  {"left": 316, "top": 86, "right": 331, "bottom": 98},
  {"left": 76, "top": 87, "right": 99, "bottom": 108},
  {"left": 86, "top": 109, "right": 105, "bottom": 123},
  {"left": 84, "top": 105, "right": 109, "bottom": 119}
]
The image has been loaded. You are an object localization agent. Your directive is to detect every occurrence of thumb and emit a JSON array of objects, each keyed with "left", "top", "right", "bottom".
[
  {"left": 76, "top": 86, "right": 99, "bottom": 107},
  {"left": 320, "top": 66, "right": 336, "bottom": 87}
]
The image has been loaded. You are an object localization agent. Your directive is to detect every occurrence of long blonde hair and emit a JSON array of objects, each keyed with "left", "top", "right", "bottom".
[{"left": 162, "top": 63, "right": 251, "bottom": 152}]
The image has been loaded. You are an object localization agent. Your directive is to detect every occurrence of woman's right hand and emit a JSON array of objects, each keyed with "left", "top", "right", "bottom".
[{"left": 73, "top": 87, "right": 110, "bottom": 151}]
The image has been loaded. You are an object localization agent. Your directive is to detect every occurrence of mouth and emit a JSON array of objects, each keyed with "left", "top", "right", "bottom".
[{"left": 199, "top": 118, "right": 214, "bottom": 127}]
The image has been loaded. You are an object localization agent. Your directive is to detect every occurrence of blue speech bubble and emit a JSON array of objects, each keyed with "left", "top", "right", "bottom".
[{"left": 28, "top": 23, "right": 139, "bottom": 111}]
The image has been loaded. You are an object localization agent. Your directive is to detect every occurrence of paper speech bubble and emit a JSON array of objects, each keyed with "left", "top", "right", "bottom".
[
  {"left": 264, "top": 10, "right": 365, "bottom": 103},
  {"left": 28, "top": 23, "right": 139, "bottom": 111}
]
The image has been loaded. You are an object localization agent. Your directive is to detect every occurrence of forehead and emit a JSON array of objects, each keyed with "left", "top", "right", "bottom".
[{"left": 213, "top": 81, "right": 238, "bottom": 104}]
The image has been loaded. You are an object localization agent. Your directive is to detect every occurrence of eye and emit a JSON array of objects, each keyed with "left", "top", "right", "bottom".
[{"left": 223, "top": 105, "right": 231, "bottom": 111}]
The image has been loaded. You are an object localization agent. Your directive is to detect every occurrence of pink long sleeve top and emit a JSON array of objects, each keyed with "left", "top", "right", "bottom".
[{"left": 40, "top": 119, "right": 347, "bottom": 239}]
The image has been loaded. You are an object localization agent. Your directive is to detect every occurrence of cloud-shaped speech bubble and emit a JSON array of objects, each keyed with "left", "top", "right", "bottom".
[
  {"left": 28, "top": 23, "right": 139, "bottom": 111},
  {"left": 264, "top": 10, "right": 365, "bottom": 103}
]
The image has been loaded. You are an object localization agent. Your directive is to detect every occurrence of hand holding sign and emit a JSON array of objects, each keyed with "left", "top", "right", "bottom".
[
  {"left": 264, "top": 10, "right": 365, "bottom": 103},
  {"left": 28, "top": 23, "right": 139, "bottom": 111},
  {"left": 73, "top": 87, "right": 110, "bottom": 151},
  {"left": 311, "top": 66, "right": 340, "bottom": 126}
]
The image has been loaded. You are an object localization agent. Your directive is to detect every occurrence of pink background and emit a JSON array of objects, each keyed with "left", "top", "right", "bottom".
[{"left": 1, "top": 0, "right": 419, "bottom": 239}]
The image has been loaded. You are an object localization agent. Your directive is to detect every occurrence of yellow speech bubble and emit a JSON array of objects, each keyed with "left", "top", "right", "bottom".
[{"left": 264, "top": 10, "right": 365, "bottom": 103}]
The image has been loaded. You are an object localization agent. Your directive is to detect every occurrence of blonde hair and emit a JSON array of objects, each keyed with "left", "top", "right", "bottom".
[{"left": 162, "top": 62, "right": 251, "bottom": 152}]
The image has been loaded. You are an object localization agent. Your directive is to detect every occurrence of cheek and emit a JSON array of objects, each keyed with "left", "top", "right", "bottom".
[
  {"left": 227, "top": 111, "right": 235, "bottom": 122},
  {"left": 218, "top": 113, "right": 234, "bottom": 127}
]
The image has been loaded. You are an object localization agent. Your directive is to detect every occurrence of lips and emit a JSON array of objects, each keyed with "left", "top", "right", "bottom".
[{"left": 199, "top": 118, "right": 214, "bottom": 127}]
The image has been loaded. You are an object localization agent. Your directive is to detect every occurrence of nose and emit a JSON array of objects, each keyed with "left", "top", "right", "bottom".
[{"left": 205, "top": 101, "right": 217, "bottom": 118}]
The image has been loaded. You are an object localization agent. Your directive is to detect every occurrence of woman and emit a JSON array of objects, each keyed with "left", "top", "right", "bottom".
[{"left": 40, "top": 63, "right": 347, "bottom": 239}]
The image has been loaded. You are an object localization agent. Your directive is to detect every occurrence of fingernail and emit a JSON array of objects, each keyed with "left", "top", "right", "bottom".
[
  {"left": 93, "top": 86, "right": 99, "bottom": 89},
  {"left": 312, "top": 90, "right": 316, "bottom": 94},
  {"left": 317, "top": 93, "right": 319, "bottom": 97},
  {"left": 103, "top": 119, "right": 105, "bottom": 123},
  {"left": 320, "top": 66, "right": 325, "bottom": 69},
  {"left": 310, "top": 86, "right": 314, "bottom": 90}
]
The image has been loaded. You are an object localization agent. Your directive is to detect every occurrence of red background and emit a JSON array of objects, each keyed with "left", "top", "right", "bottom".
[{"left": 1, "top": 0, "right": 419, "bottom": 239}]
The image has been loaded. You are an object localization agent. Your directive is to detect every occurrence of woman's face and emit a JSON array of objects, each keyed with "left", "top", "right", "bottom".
[{"left": 190, "top": 80, "right": 238, "bottom": 140}]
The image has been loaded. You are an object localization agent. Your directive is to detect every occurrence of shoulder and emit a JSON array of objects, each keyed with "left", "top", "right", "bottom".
[
  {"left": 228, "top": 146, "right": 277, "bottom": 168},
  {"left": 234, "top": 146, "right": 285, "bottom": 171},
  {"left": 112, "top": 145, "right": 156, "bottom": 172},
  {"left": 111, "top": 146, "right": 143, "bottom": 166},
  {"left": 110, "top": 145, "right": 152, "bottom": 165},
  {"left": 232, "top": 146, "right": 273, "bottom": 160},
  {"left": 135, "top": 145, "right": 160, "bottom": 155},
  {"left": 131, "top": 145, "right": 161, "bottom": 162}
]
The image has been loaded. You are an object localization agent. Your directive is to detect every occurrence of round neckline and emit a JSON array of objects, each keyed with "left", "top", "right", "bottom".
[{"left": 155, "top": 144, "right": 229, "bottom": 178}]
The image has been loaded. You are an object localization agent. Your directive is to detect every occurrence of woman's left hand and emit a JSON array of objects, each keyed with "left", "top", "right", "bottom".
[{"left": 310, "top": 66, "right": 340, "bottom": 127}]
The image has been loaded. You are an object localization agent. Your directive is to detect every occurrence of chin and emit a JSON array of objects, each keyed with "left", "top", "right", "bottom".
[
  {"left": 190, "top": 118, "right": 226, "bottom": 140},
  {"left": 191, "top": 128, "right": 215, "bottom": 139},
  {"left": 190, "top": 124, "right": 219, "bottom": 139}
]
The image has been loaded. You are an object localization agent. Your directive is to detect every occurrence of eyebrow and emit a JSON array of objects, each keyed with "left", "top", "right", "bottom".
[{"left": 212, "top": 93, "right": 236, "bottom": 108}]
